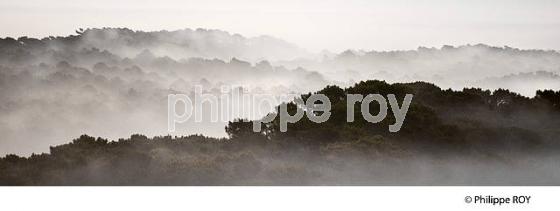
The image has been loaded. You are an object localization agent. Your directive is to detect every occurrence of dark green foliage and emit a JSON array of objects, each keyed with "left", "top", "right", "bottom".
[
  {"left": 1, "top": 80, "right": 559, "bottom": 185},
  {"left": 536, "top": 89, "right": 560, "bottom": 110}
]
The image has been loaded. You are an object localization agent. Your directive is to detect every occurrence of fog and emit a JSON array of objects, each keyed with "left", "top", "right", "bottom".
[
  {"left": 0, "top": 28, "right": 329, "bottom": 155},
  {"left": 279, "top": 45, "right": 560, "bottom": 96},
  {"left": 1, "top": 28, "right": 560, "bottom": 157},
  {"left": 3, "top": 0, "right": 560, "bottom": 52}
]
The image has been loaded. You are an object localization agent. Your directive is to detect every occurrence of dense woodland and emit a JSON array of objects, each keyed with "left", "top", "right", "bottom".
[
  {"left": 2, "top": 80, "right": 559, "bottom": 185},
  {"left": 2, "top": 28, "right": 560, "bottom": 185}
]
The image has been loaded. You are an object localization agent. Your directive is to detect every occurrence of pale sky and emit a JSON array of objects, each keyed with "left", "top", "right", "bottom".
[{"left": 1, "top": 0, "right": 559, "bottom": 52}]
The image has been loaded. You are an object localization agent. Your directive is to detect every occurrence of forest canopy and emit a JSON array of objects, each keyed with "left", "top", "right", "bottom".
[{"left": 1, "top": 80, "right": 559, "bottom": 185}]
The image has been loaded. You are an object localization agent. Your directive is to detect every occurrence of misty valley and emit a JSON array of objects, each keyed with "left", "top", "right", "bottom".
[{"left": 1, "top": 28, "right": 560, "bottom": 185}]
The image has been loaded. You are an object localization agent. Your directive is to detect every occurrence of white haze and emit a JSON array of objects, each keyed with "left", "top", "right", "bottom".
[
  {"left": 1, "top": 28, "right": 560, "bottom": 156},
  {"left": 2, "top": 0, "right": 560, "bottom": 52}
]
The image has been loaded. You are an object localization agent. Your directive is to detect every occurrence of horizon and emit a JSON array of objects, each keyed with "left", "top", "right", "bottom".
[
  {"left": 3, "top": 27, "right": 560, "bottom": 55},
  {"left": 2, "top": 0, "right": 560, "bottom": 52}
]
